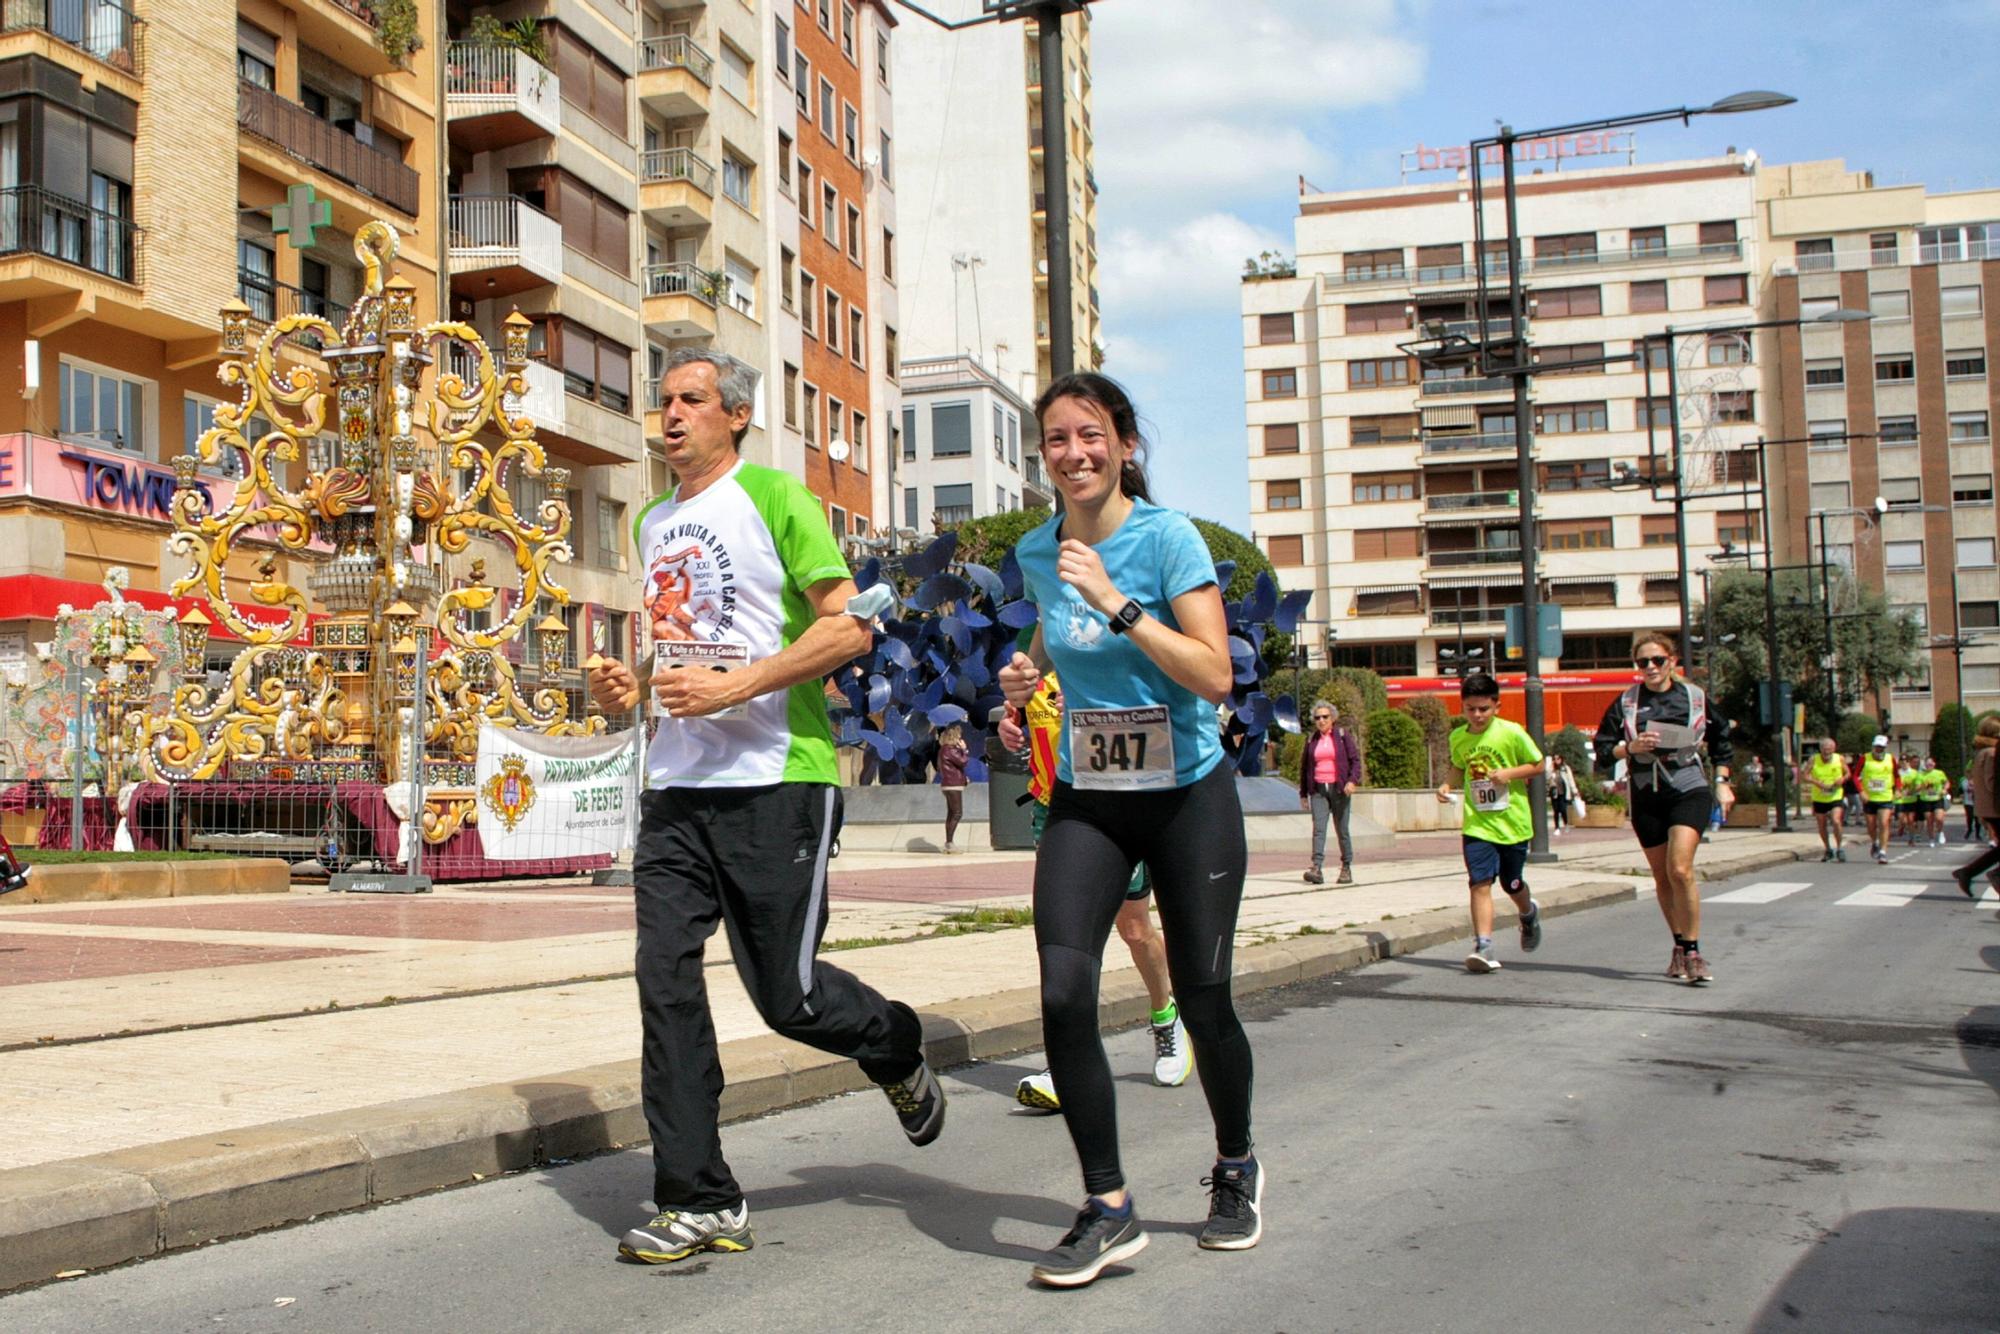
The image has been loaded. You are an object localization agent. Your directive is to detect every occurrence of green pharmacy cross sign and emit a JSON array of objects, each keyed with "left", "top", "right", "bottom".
[{"left": 271, "top": 183, "right": 333, "bottom": 249}]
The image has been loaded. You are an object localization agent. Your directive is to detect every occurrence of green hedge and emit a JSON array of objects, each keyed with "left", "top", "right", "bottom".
[{"left": 1364, "top": 707, "right": 1427, "bottom": 789}]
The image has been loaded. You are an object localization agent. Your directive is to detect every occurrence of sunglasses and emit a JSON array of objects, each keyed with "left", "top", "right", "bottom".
[{"left": 1634, "top": 655, "right": 1671, "bottom": 668}]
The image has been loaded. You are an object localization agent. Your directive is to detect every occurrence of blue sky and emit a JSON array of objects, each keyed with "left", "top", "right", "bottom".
[{"left": 1087, "top": 0, "right": 2000, "bottom": 535}]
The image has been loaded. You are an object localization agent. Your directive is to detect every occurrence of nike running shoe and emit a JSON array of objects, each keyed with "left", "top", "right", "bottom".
[
  {"left": 879, "top": 1059, "right": 946, "bottom": 1146},
  {"left": 1821, "top": 849, "right": 1834, "bottom": 863},
  {"left": 1684, "top": 950, "right": 1714, "bottom": 985},
  {"left": 1667, "top": 945, "right": 1688, "bottom": 980},
  {"left": 1151, "top": 1015, "right": 1192, "bottom": 1087},
  {"left": 1015, "top": 1069, "right": 1061, "bottom": 1113},
  {"left": 1198, "top": 1157, "right": 1265, "bottom": 1250},
  {"left": 1518, "top": 903, "right": 1542, "bottom": 953},
  {"left": 618, "top": 1204, "right": 753, "bottom": 1264},
  {"left": 1031, "top": 1200, "right": 1148, "bottom": 1288},
  {"left": 1875, "top": 850, "right": 1889, "bottom": 865},
  {"left": 1465, "top": 946, "right": 1501, "bottom": 974}
]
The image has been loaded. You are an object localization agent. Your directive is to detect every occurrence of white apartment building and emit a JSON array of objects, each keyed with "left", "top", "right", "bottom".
[
  {"left": 1245, "top": 152, "right": 1773, "bottom": 678},
  {"left": 896, "top": 356, "right": 1050, "bottom": 532}
]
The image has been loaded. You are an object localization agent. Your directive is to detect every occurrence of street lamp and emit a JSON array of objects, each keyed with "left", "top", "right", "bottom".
[
  {"left": 1465, "top": 91, "right": 1795, "bottom": 860},
  {"left": 1808, "top": 498, "right": 1892, "bottom": 733}
]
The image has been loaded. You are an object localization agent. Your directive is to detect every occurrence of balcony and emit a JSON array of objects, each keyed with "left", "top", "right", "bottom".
[
  {"left": 1, "top": 0, "right": 141, "bottom": 74},
  {"left": 280, "top": 0, "right": 396, "bottom": 79},
  {"left": 639, "top": 148, "right": 716, "bottom": 228},
  {"left": 238, "top": 80, "right": 420, "bottom": 216},
  {"left": 1424, "top": 489, "right": 1518, "bottom": 516},
  {"left": 1429, "top": 606, "right": 1506, "bottom": 628},
  {"left": 447, "top": 195, "right": 561, "bottom": 300},
  {"left": 1419, "top": 375, "right": 1511, "bottom": 398},
  {"left": 642, "top": 261, "right": 720, "bottom": 340},
  {"left": 1419, "top": 432, "right": 1516, "bottom": 460},
  {"left": 1346, "top": 240, "right": 1746, "bottom": 293},
  {"left": 0, "top": 185, "right": 141, "bottom": 285},
  {"left": 237, "top": 269, "right": 350, "bottom": 348},
  {"left": 638, "top": 34, "right": 712, "bottom": 118},
  {"left": 446, "top": 42, "right": 559, "bottom": 152},
  {"left": 445, "top": 344, "right": 566, "bottom": 440},
  {"left": 1425, "top": 547, "right": 1523, "bottom": 572}
]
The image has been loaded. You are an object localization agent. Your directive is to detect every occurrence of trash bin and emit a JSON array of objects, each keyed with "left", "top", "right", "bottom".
[{"left": 984, "top": 730, "right": 1037, "bottom": 851}]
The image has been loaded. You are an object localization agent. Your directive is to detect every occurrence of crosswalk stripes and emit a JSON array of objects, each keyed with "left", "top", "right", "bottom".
[
  {"left": 1706, "top": 881, "right": 1812, "bottom": 905},
  {"left": 1834, "top": 882, "right": 1934, "bottom": 908}
]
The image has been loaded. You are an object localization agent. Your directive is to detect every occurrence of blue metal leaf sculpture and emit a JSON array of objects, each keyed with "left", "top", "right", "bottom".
[
  {"left": 1242, "top": 570, "right": 1278, "bottom": 626},
  {"left": 928, "top": 703, "right": 969, "bottom": 727},
  {"left": 854, "top": 555, "right": 883, "bottom": 593},
  {"left": 866, "top": 673, "right": 891, "bottom": 714},
  {"left": 903, "top": 532, "right": 959, "bottom": 579},
  {"left": 997, "top": 599, "right": 1039, "bottom": 629},
  {"left": 1273, "top": 693, "right": 1301, "bottom": 735},
  {"left": 1212, "top": 560, "right": 1237, "bottom": 591},
  {"left": 1275, "top": 589, "right": 1313, "bottom": 634},
  {"left": 962, "top": 563, "right": 1004, "bottom": 605},
  {"left": 999, "top": 549, "right": 1025, "bottom": 601},
  {"left": 907, "top": 572, "right": 974, "bottom": 612}
]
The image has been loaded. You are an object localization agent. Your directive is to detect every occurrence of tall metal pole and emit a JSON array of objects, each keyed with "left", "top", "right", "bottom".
[
  {"left": 1817, "top": 510, "right": 1838, "bottom": 734},
  {"left": 1665, "top": 337, "right": 1694, "bottom": 658},
  {"left": 1757, "top": 437, "right": 1790, "bottom": 830},
  {"left": 1952, "top": 567, "right": 1968, "bottom": 773},
  {"left": 1035, "top": 3, "right": 1075, "bottom": 380},
  {"left": 1496, "top": 130, "right": 1550, "bottom": 858}
]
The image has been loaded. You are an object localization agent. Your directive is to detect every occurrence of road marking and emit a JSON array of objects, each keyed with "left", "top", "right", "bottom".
[
  {"left": 1833, "top": 882, "right": 1932, "bottom": 908},
  {"left": 1706, "top": 881, "right": 1814, "bottom": 904}
]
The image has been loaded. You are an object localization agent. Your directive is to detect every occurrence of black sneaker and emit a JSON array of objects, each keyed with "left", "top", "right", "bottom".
[
  {"left": 1518, "top": 902, "right": 1542, "bottom": 953},
  {"left": 879, "top": 1059, "right": 946, "bottom": 1146},
  {"left": 1031, "top": 1200, "right": 1148, "bottom": 1288},
  {"left": 0, "top": 865, "right": 27, "bottom": 896},
  {"left": 1199, "top": 1157, "right": 1265, "bottom": 1250},
  {"left": 618, "top": 1203, "right": 753, "bottom": 1264}
]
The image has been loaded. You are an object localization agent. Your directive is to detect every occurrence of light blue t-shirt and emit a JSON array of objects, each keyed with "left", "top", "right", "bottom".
[{"left": 1018, "top": 499, "right": 1223, "bottom": 788}]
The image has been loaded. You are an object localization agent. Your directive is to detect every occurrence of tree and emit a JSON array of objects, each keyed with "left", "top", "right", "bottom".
[
  {"left": 1329, "top": 667, "right": 1388, "bottom": 716},
  {"left": 1698, "top": 567, "right": 1925, "bottom": 742},
  {"left": 1837, "top": 712, "right": 1882, "bottom": 756},
  {"left": 1189, "top": 517, "right": 1296, "bottom": 671},
  {"left": 1934, "top": 702, "right": 1974, "bottom": 777},
  {"left": 1402, "top": 695, "right": 1452, "bottom": 787},
  {"left": 1364, "top": 708, "right": 1426, "bottom": 789},
  {"left": 950, "top": 507, "right": 1053, "bottom": 569}
]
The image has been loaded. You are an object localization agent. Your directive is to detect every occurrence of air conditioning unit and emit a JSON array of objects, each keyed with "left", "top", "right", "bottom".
[{"left": 1771, "top": 263, "right": 1797, "bottom": 277}]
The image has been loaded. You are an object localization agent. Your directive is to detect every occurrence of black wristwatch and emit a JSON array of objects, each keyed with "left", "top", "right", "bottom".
[{"left": 1106, "top": 598, "right": 1144, "bottom": 635}]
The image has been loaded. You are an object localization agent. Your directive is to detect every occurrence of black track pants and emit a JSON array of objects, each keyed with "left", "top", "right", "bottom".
[
  {"left": 1033, "top": 761, "right": 1254, "bottom": 1195},
  {"left": 634, "top": 784, "right": 924, "bottom": 1212}
]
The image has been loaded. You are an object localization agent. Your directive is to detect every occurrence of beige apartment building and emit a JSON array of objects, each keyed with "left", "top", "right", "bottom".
[
  {"left": 1761, "top": 162, "right": 2000, "bottom": 740},
  {"left": 1245, "top": 152, "right": 1772, "bottom": 680}
]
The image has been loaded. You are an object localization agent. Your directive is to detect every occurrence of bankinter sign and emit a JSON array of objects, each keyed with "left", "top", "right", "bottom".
[{"left": 1400, "top": 130, "right": 1635, "bottom": 178}]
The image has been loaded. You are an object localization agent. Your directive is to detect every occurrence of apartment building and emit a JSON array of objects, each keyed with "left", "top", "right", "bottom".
[
  {"left": 1761, "top": 161, "right": 2000, "bottom": 739},
  {"left": 889, "top": 0, "right": 1094, "bottom": 526},
  {"left": 1244, "top": 151, "right": 1773, "bottom": 680},
  {"left": 0, "top": 0, "right": 443, "bottom": 667}
]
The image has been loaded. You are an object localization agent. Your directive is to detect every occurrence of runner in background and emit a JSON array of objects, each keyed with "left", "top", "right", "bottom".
[
  {"left": 1436, "top": 672, "right": 1545, "bottom": 974},
  {"left": 1854, "top": 736, "right": 1898, "bottom": 864},
  {"left": 1798, "top": 737, "right": 1849, "bottom": 863},
  {"left": 1918, "top": 755, "right": 1949, "bottom": 848}
]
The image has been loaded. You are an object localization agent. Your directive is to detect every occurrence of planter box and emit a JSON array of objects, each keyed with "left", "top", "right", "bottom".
[
  {"left": 1724, "top": 802, "right": 1770, "bottom": 830},
  {"left": 1576, "top": 805, "right": 1626, "bottom": 828}
]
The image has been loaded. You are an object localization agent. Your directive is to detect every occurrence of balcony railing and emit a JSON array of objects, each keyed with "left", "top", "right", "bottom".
[
  {"left": 447, "top": 194, "right": 561, "bottom": 285},
  {"left": 3, "top": 0, "right": 141, "bottom": 72},
  {"left": 1429, "top": 606, "right": 1505, "bottom": 627},
  {"left": 1427, "top": 547, "right": 1522, "bottom": 568},
  {"left": 0, "top": 185, "right": 140, "bottom": 283},
  {"left": 237, "top": 80, "right": 420, "bottom": 216},
  {"left": 445, "top": 344, "right": 565, "bottom": 435},
  {"left": 1774, "top": 237, "right": 1992, "bottom": 275},
  {"left": 1426, "top": 489, "right": 1518, "bottom": 512},
  {"left": 643, "top": 260, "right": 721, "bottom": 308},
  {"left": 1420, "top": 432, "right": 1516, "bottom": 455},
  {"left": 641, "top": 147, "right": 717, "bottom": 196},
  {"left": 1352, "top": 240, "right": 1744, "bottom": 290},
  {"left": 445, "top": 41, "right": 560, "bottom": 130},
  {"left": 640, "top": 33, "right": 713, "bottom": 85},
  {"left": 236, "top": 269, "right": 349, "bottom": 345},
  {"left": 1419, "top": 375, "right": 1511, "bottom": 397}
]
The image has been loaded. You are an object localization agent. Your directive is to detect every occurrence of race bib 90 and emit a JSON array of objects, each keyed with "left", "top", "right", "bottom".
[
  {"left": 1468, "top": 775, "right": 1510, "bottom": 812},
  {"left": 1070, "top": 705, "right": 1175, "bottom": 791}
]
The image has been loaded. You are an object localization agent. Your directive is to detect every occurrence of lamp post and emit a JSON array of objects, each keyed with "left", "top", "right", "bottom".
[
  {"left": 1465, "top": 91, "right": 1794, "bottom": 860},
  {"left": 1808, "top": 499, "right": 1892, "bottom": 733}
]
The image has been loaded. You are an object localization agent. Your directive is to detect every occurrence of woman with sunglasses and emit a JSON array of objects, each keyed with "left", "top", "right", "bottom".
[
  {"left": 1593, "top": 632, "right": 1733, "bottom": 985},
  {"left": 1298, "top": 701, "right": 1361, "bottom": 883},
  {"left": 999, "top": 372, "right": 1259, "bottom": 1289}
]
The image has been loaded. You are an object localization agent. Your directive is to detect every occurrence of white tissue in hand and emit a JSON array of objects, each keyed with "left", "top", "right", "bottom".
[{"left": 844, "top": 584, "right": 898, "bottom": 623}]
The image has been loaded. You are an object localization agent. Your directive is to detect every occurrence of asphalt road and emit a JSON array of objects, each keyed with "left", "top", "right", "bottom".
[{"left": 7, "top": 843, "right": 1997, "bottom": 1334}]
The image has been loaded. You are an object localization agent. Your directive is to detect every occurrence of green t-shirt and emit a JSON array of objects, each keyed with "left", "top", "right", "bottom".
[
  {"left": 1920, "top": 767, "right": 1949, "bottom": 799},
  {"left": 1450, "top": 717, "right": 1543, "bottom": 846}
]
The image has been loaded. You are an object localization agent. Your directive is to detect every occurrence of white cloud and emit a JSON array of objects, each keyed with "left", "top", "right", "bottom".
[{"left": 1099, "top": 211, "right": 1289, "bottom": 320}]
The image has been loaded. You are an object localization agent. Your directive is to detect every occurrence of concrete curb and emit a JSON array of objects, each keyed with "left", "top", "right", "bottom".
[
  {"left": 0, "top": 879, "right": 1635, "bottom": 1291},
  {"left": 9, "top": 858, "right": 292, "bottom": 904}
]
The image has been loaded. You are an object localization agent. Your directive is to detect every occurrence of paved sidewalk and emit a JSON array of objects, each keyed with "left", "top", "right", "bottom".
[{"left": 0, "top": 823, "right": 1817, "bottom": 1289}]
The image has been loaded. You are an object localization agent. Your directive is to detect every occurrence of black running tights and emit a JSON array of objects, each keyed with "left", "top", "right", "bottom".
[{"left": 1034, "top": 761, "right": 1253, "bottom": 1196}]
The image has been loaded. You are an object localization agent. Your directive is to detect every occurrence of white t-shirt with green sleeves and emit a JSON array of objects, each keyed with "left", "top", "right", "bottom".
[{"left": 632, "top": 459, "right": 849, "bottom": 788}]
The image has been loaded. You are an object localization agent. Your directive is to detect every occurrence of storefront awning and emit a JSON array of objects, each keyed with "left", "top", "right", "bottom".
[
  {"left": 1425, "top": 575, "right": 1523, "bottom": 590},
  {"left": 1421, "top": 405, "right": 1477, "bottom": 430},
  {"left": 1354, "top": 583, "right": 1423, "bottom": 597}
]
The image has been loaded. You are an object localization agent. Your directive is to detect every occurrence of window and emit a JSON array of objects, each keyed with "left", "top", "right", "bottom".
[
  {"left": 1550, "top": 581, "right": 1616, "bottom": 608},
  {"left": 783, "top": 363, "right": 799, "bottom": 427},
  {"left": 1810, "top": 481, "right": 1850, "bottom": 510},
  {"left": 1942, "top": 286, "right": 1983, "bottom": 318},
  {"left": 1954, "top": 473, "right": 1993, "bottom": 504},
  {"left": 1959, "top": 538, "right": 1998, "bottom": 568},
  {"left": 1628, "top": 226, "right": 1666, "bottom": 255},
  {"left": 1353, "top": 529, "right": 1421, "bottom": 559},
  {"left": 1707, "top": 334, "right": 1751, "bottom": 365},
  {"left": 548, "top": 319, "right": 633, "bottom": 413},
  {"left": 1883, "top": 476, "right": 1925, "bottom": 509},
  {"left": 1805, "top": 358, "right": 1844, "bottom": 387},
  {"left": 1331, "top": 642, "right": 1418, "bottom": 677},
  {"left": 1885, "top": 541, "right": 1924, "bottom": 570},
  {"left": 798, "top": 162, "right": 814, "bottom": 223},
  {"left": 819, "top": 78, "right": 835, "bottom": 140},
  {"left": 1879, "top": 415, "right": 1917, "bottom": 445},
  {"left": 796, "top": 53, "right": 811, "bottom": 113},
  {"left": 776, "top": 18, "right": 792, "bottom": 79},
  {"left": 1356, "top": 589, "right": 1421, "bottom": 617},
  {"left": 1947, "top": 349, "right": 1987, "bottom": 378},
  {"left": 1535, "top": 232, "right": 1597, "bottom": 263},
  {"left": 1264, "top": 423, "right": 1300, "bottom": 454},
  {"left": 1703, "top": 274, "right": 1748, "bottom": 306},
  {"left": 1349, "top": 414, "right": 1417, "bottom": 444},
  {"left": 1542, "top": 519, "right": 1612, "bottom": 550},
  {"left": 1629, "top": 280, "right": 1667, "bottom": 313},
  {"left": 779, "top": 247, "right": 797, "bottom": 311},
  {"left": 1535, "top": 401, "right": 1607, "bottom": 434},
  {"left": 842, "top": 2, "right": 857, "bottom": 58},
  {"left": 1794, "top": 237, "right": 1834, "bottom": 270},
  {"left": 719, "top": 41, "right": 753, "bottom": 106},
  {"left": 931, "top": 402, "right": 972, "bottom": 457},
  {"left": 1342, "top": 248, "right": 1403, "bottom": 281},
  {"left": 1871, "top": 232, "right": 1899, "bottom": 265},
  {"left": 878, "top": 30, "right": 890, "bottom": 83},
  {"left": 882, "top": 228, "right": 895, "bottom": 282},
  {"left": 1007, "top": 413, "right": 1019, "bottom": 466},
  {"left": 903, "top": 487, "right": 917, "bottom": 528},
  {"left": 991, "top": 403, "right": 1007, "bottom": 460},
  {"left": 1800, "top": 295, "right": 1839, "bottom": 321},
  {"left": 826, "top": 396, "right": 844, "bottom": 456},
  {"left": 1261, "top": 312, "right": 1298, "bottom": 343},
  {"left": 1711, "top": 390, "right": 1755, "bottom": 423},
  {"left": 1347, "top": 358, "right": 1409, "bottom": 389},
  {"left": 180, "top": 396, "right": 250, "bottom": 479},
  {"left": 885, "top": 326, "right": 899, "bottom": 375},
  {"left": 1262, "top": 369, "right": 1298, "bottom": 398},
  {"left": 825, "top": 290, "right": 841, "bottom": 352},
  {"left": 1643, "top": 577, "right": 1680, "bottom": 605},
  {"left": 1950, "top": 411, "right": 1990, "bottom": 442},
  {"left": 1352, "top": 472, "right": 1416, "bottom": 502},
  {"left": 1640, "top": 339, "right": 1671, "bottom": 371},
  {"left": 1718, "top": 449, "right": 1761, "bottom": 484},
  {"left": 1699, "top": 220, "right": 1738, "bottom": 248},
  {"left": 1415, "top": 243, "right": 1463, "bottom": 281},
  {"left": 823, "top": 183, "right": 838, "bottom": 244},
  {"left": 1962, "top": 602, "right": 2000, "bottom": 630},
  {"left": 803, "top": 382, "right": 819, "bottom": 447},
  {"left": 238, "top": 239, "right": 276, "bottom": 320},
  {"left": 800, "top": 271, "right": 816, "bottom": 336},
  {"left": 1267, "top": 480, "right": 1302, "bottom": 511},
  {"left": 550, "top": 24, "right": 627, "bottom": 134},
  {"left": 1871, "top": 289, "right": 1911, "bottom": 320},
  {"left": 846, "top": 204, "right": 861, "bottom": 261},
  {"left": 723, "top": 255, "right": 756, "bottom": 318},
  {"left": 1874, "top": 354, "right": 1915, "bottom": 383},
  {"left": 597, "top": 498, "right": 626, "bottom": 565},
  {"left": 59, "top": 359, "right": 146, "bottom": 454},
  {"left": 1534, "top": 343, "right": 1604, "bottom": 376},
  {"left": 1267, "top": 535, "right": 1305, "bottom": 566},
  {"left": 828, "top": 504, "right": 848, "bottom": 536},
  {"left": 879, "top": 130, "right": 893, "bottom": 186},
  {"left": 817, "top": 0, "right": 833, "bottom": 34},
  {"left": 932, "top": 484, "right": 973, "bottom": 527},
  {"left": 1640, "top": 515, "right": 1677, "bottom": 547},
  {"left": 1342, "top": 302, "right": 1408, "bottom": 334},
  {"left": 1534, "top": 286, "right": 1601, "bottom": 319},
  {"left": 1967, "top": 665, "right": 2000, "bottom": 693},
  {"left": 523, "top": 168, "right": 629, "bottom": 275},
  {"left": 722, "top": 150, "right": 754, "bottom": 210},
  {"left": 1542, "top": 459, "right": 1608, "bottom": 492},
  {"left": 237, "top": 20, "right": 276, "bottom": 87},
  {"left": 843, "top": 103, "right": 859, "bottom": 162}
]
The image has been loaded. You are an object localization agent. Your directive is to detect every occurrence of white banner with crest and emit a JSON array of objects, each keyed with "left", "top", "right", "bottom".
[{"left": 474, "top": 723, "right": 638, "bottom": 862}]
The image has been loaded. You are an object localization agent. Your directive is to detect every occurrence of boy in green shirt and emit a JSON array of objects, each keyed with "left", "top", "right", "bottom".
[{"left": 1436, "top": 672, "right": 1546, "bottom": 974}]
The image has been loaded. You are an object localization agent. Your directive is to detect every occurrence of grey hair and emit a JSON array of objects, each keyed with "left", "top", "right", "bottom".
[{"left": 662, "top": 347, "right": 761, "bottom": 444}]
